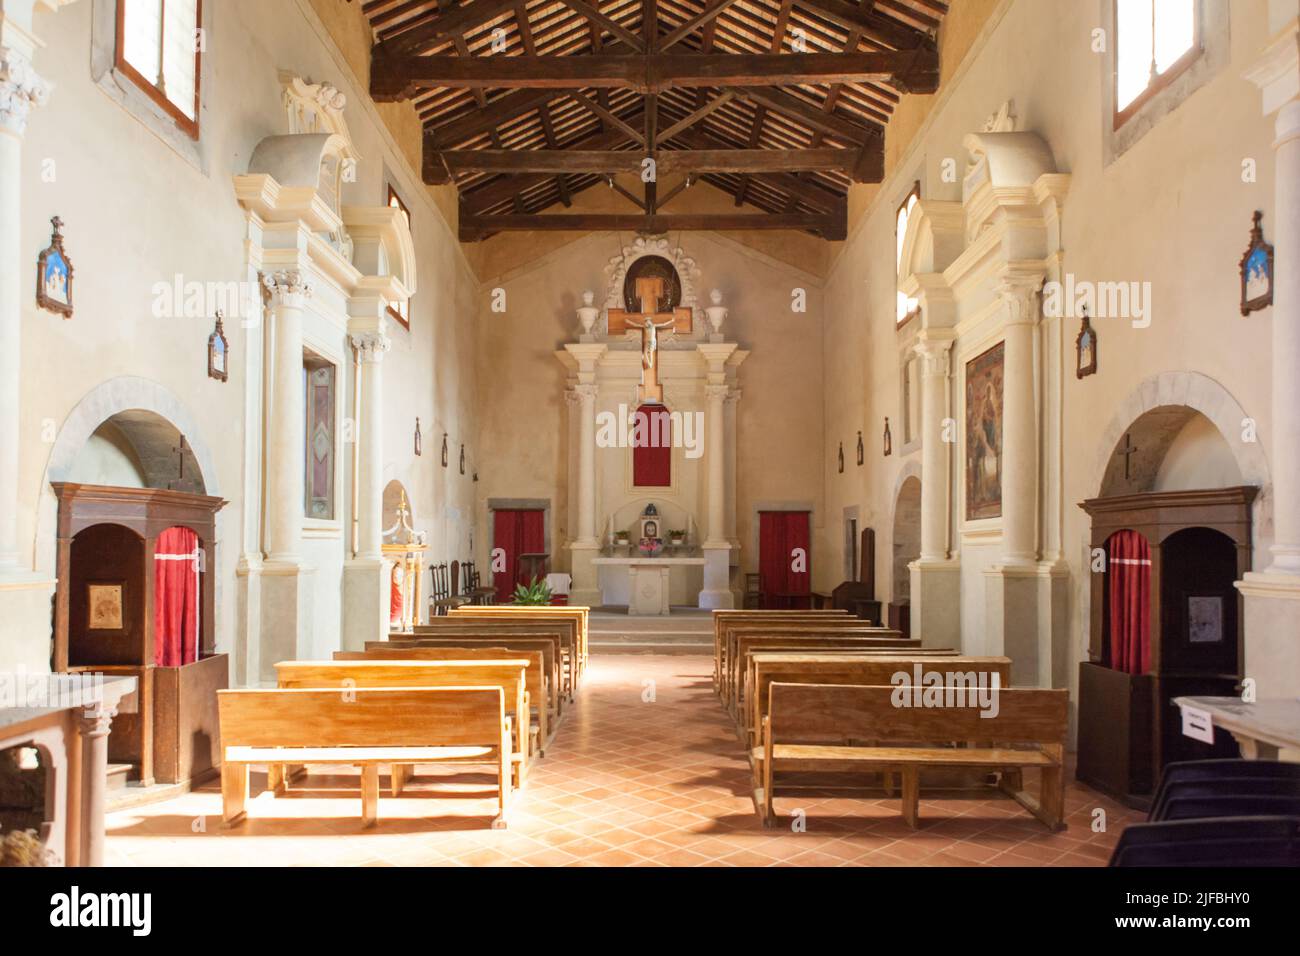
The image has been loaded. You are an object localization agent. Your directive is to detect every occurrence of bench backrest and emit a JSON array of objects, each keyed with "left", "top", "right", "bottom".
[
  {"left": 217, "top": 686, "right": 505, "bottom": 748},
  {"left": 277, "top": 659, "right": 526, "bottom": 702},
  {"left": 321, "top": 654, "right": 543, "bottom": 712},
  {"left": 370, "top": 637, "right": 558, "bottom": 689},
  {"left": 450, "top": 606, "right": 588, "bottom": 654},
  {"left": 767, "top": 682, "right": 1068, "bottom": 745}
]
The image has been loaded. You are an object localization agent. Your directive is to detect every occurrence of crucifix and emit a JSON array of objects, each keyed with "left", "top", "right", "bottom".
[
  {"left": 170, "top": 436, "right": 191, "bottom": 490},
  {"left": 606, "top": 276, "right": 692, "bottom": 404},
  {"left": 1116, "top": 432, "right": 1139, "bottom": 480}
]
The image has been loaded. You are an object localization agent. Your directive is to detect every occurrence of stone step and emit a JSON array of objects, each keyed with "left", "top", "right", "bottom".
[{"left": 106, "top": 763, "right": 133, "bottom": 792}]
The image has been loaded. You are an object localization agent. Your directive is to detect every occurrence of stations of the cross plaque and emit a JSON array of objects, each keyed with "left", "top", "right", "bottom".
[{"left": 606, "top": 276, "right": 692, "bottom": 405}]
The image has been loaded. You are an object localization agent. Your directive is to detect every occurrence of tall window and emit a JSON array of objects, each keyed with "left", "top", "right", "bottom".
[
  {"left": 303, "top": 357, "right": 336, "bottom": 520},
  {"left": 387, "top": 185, "right": 411, "bottom": 329},
  {"left": 116, "top": 0, "right": 202, "bottom": 138},
  {"left": 1114, "top": 0, "right": 1198, "bottom": 125},
  {"left": 895, "top": 182, "right": 920, "bottom": 326}
]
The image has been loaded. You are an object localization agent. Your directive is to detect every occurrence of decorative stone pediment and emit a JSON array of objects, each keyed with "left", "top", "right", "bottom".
[
  {"left": 601, "top": 235, "right": 702, "bottom": 339},
  {"left": 961, "top": 131, "right": 1058, "bottom": 242},
  {"left": 279, "top": 71, "right": 358, "bottom": 148}
]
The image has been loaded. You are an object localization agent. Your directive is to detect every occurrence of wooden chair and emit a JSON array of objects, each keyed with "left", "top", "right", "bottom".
[
  {"left": 217, "top": 686, "right": 513, "bottom": 828},
  {"left": 429, "top": 563, "right": 468, "bottom": 616},
  {"left": 463, "top": 561, "right": 496, "bottom": 605},
  {"left": 1109, "top": 816, "right": 1300, "bottom": 866},
  {"left": 743, "top": 573, "right": 761, "bottom": 609}
]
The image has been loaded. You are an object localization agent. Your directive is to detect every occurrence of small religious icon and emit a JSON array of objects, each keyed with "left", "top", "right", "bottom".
[
  {"left": 883, "top": 418, "right": 893, "bottom": 457},
  {"left": 207, "top": 310, "right": 229, "bottom": 382},
  {"left": 856, "top": 431, "right": 865, "bottom": 466},
  {"left": 1239, "top": 210, "right": 1273, "bottom": 316},
  {"left": 87, "top": 582, "right": 125, "bottom": 630},
  {"left": 1076, "top": 308, "right": 1097, "bottom": 379},
  {"left": 837, "top": 442, "right": 845, "bottom": 474},
  {"left": 36, "top": 216, "right": 74, "bottom": 318},
  {"left": 441, "top": 433, "right": 448, "bottom": 467},
  {"left": 414, "top": 417, "right": 422, "bottom": 456}
]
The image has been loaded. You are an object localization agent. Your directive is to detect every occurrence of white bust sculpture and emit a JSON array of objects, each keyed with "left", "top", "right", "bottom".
[
  {"left": 705, "top": 288, "right": 728, "bottom": 338},
  {"left": 577, "top": 289, "right": 600, "bottom": 339}
]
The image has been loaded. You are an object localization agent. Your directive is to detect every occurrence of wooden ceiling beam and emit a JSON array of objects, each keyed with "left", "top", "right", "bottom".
[
  {"left": 744, "top": 85, "right": 879, "bottom": 143},
  {"left": 372, "top": 49, "right": 941, "bottom": 98},
  {"left": 437, "top": 147, "right": 861, "bottom": 176},
  {"left": 566, "top": 90, "right": 646, "bottom": 146},
  {"left": 559, "top": 0, "right": 646, "bottom": 52},
  {"left": 459, "top": 210, "right": 847, "bottom": 241},
  {"left": 373, "top": 0, "right": 519, "bottom": 57},
  {"left": 795, "top": 0, "right": 930, "bottom": 49},
  {"left": 656, "top": 90, "right": 734, "bottom": 143},
  {"left": 659, "top": 0, "right": 744, "bottom": 50}
]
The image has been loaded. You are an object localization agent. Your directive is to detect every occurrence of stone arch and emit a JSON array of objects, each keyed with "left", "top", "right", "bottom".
[
  {"left": 890, "top": 466, "right": 923, "bottom": 605},
  {"left": 1092, "top": 371, "right": 1272, "bottom": 535},
  {"left": 34, "top": 377, "right": 220, "bottom": 574}
]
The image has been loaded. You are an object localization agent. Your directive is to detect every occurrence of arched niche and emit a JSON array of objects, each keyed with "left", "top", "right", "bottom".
[{"left": 891, "top": 475, "right": 922, "bottom": 605}]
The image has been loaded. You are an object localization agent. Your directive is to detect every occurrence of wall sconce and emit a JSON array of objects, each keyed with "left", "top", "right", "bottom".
[
  {"left": 441, "top": 433, "right": 448, "bottom": 467},
  {"left": 837, "top": 442, "right": 844, "bottom": 474},
  {"left": 856, "top": 430, "right": 864, "bottom": 466}
]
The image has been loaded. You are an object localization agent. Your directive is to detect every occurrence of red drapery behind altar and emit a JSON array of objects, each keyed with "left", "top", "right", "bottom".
[
  {"left": 758, "top": 511, "right": 811, "bottom": 608},
  {"left": 632, "top": 404, "right": 672, "bottom": 487},
  {"left": 1107, "top": 529, "right": 1151, "bottom": 675},
  {"left": 154, "top": 526, "right": 200, "bottom": 667},
  {"left": 493, "top": 509, "right": 546, "bottom": 603}
]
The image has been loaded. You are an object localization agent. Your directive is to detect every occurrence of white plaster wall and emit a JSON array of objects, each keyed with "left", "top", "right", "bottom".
[
  {"left": 822, "top": 0, "right": 1277, "bottom": 685},
  {"left": 8, "top": 0, "right": 479, "bottom": 669},
  {"left": 1153, "top": 414, "right": 1244, "bottom": 492}
]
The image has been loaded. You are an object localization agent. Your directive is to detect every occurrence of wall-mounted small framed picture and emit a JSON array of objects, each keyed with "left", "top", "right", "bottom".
[
  {"left": 36, "top": 216, "right": 74, "bottom": 319},
  {"left": 87, "top": 581, "right": 125, "bottom": 631},
  {"left": 837, "top": 442, "right": 844, "bottom": 474},
  {"left": 856, "top": 431, "right": 864, "bottom": 466},
  {"left": 1240, "top": 211, "right": 1273, "bottom": 316},
  {"left": 1187, "top": 595, "right": 1224, "bottom": 644},
  {"left": 414, "top": 417, "right": 422, "bottom": 456},
  {"left": 459, "top": 444, "right": 466, "bottom": 475},
  {"left": 882, "top": 417, "right": 892, "bottom": 456},
  {"left": 1076, "top": 309, "right": 1097, "bottom": 379},
  {"left": 441, "top": 433, "right": 448, "bottom": 467},
  {"left": 207, "top": 311, "right": 229, "bottom": 382}
]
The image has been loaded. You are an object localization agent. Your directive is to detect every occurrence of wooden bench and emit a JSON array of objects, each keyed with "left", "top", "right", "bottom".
[
  {"left": 744, "top": 654, "right": 1009, "bottom": 745},
  {"left": 339, "top": 647, "right": 553, "bottom": 751},
  {"left": 756, "top": 682, "right": 1068, "bottom": 830},
  {"left": 275, "top": 660, "right": 532, "bottom": 786},
  {"left": 726, "top": 627, "right": 912, "bottom": 713},
  {"left": 217, "top": 686, "right": 513, "bottom": 828},
  {"left": 415, "top": 620, "right": 579, "bottom": 698},
  {"left": 450, "top": 606, "right": 590, "bottom": 680},
  {"left": 712, "top": 610, "right": 850, "bottom": 686},
  {"left": 395, "top": 629, "right": 570, "bottom": 706}
]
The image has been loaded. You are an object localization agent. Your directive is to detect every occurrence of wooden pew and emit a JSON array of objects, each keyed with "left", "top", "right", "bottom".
[
  {"left": 757, "top": 682, "right": 1068, "bottom": 830},
  {"left": 712, "top": 610, "right": 850, "bottom": 686},
  {"left": 725, "top": 626, "right": 911, "bottom": 712},
  {"left": 275, "top": 660, "right": 531, "bottom": 787},
  {"left": 450, "top": 606, "right": 590, "bottom": 680},
  {"left": 374, "top": 636, "right": 563, "bottom": 717},
  {"left": 217, "top": 686, "right": 513, "bottom": 828},
  {"left": 745, "top": 654, "right": 1011, "bottom": 746},
  {"left": 339, "top": 647, "right": 552, "bottom": 751},
  {"left": 415, "top": 620, "right": 579, "bottom": 698}
]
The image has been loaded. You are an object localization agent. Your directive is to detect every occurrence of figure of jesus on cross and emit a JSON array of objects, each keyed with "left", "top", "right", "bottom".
[{"left": 607, "top": 275, "right": 692, "bottom": 404}]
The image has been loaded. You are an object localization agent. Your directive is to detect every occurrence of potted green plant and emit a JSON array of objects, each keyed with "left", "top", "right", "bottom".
[
  {"left": 512, "top": 576, "right": 553, "bottom": 606},
  {"left": 668, "top": 529, "right": 686, "bottom": 546},
  {"left": 613, "top": 529, "right": 630, "bottom": 547}
]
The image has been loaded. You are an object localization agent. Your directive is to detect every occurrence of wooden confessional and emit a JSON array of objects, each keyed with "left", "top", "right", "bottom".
[
  {"left": 1076, "top": 487, "right": 1255, "bottom": 807},
  {"left": 51, "top": 483, "right": 228, "bottom": 788},
  {"left": 831, "top": 527, "right": 884, "bottom": 626}
]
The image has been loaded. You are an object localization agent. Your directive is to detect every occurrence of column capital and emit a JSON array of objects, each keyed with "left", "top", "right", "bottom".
[
  {"left": 261, "top": 269, "right": 312, "bottom": 308},
  {"left": 914, "top": 332, "right": 955, "bottom": 376},
  {"left": 78, "top": 707, "right": 116, "bottom": 738},
  {"left": 997, "top": 273, "right": 1043, "bottom": 326},
  {"left": 704, "top": 383, "right": 730, "bottom": 401},
  {"left": 724, "top": 388, "right": 742, "bottom": 406},
  {"left": 350, "top": 330, "right": 391, "bottom": 363},
  {"left": 572, "top": 383, "right": 598, "bottom": 400},
  {"left": 0, "top": 46, "right": 49, "bottom": 137}
]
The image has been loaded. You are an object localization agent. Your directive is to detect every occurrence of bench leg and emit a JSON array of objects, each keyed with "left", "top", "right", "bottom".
[
  {"left": 1039, "top": 764, "right": 1065, "bottom": 831},
  {"left": 900, "top": 766, "right": 920, "bottom": 828},
  {"left": 222, "top": 763, "right": 248, "bottom": 825},
  {"left": 391, "top": 763, "right": 409, "bottom": 798},
  {"left": 360, "top": 764, "right": 379, "bottom": 827},
  {"left": 493, "top": 742, "right": 510, "bottom": 830},
  {"left": 761, "top": 749, "right": 775, "bottom": 827},
  {"left": 267, "top": 763, "right": 286, "bottom": 796}
]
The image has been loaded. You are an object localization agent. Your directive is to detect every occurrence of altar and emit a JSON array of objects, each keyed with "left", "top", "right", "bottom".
[{"left": 592, "top": 554, "right": 707, "bottom": 615}]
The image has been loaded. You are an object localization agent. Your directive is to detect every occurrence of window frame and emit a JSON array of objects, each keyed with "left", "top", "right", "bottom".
[
  {"left": 114, "top": 0, "right": 203, "bottom": 141},
  {"left": 386, "top": 184, "right": 412, "bottom": 330},
  {"left": 895, "top": 180, "right": 921, "bottom": 330},
  {"left": 1112, "top": 0, "right": 1202, "bottom": 131}
]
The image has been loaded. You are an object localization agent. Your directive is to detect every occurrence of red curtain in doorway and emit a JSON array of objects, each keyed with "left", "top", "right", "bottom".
[
  {"left": 632, "top": 404, "right": 671, "bottom": 487},
  {"left": 154, "top": 526, "right": 200, "bottom": 667},
  {"left": 1107, "top": 529, "right": 1151, "bottom": 675},
  {"left": 758, "top": 511, "right": 811, "bottom": 608},
  {"left": 493, "top": 509, "right": 546, "bottom": 603}
]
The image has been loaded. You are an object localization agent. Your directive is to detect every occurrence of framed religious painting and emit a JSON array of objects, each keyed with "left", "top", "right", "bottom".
[
  {"left": 36, "top": 216, "right": 74, "bottom": 318},
  {"left": 1076, "top": 309, "right": 1097, "bottom": 379},
  {"left": 1239, "top": 211, "right": 1273, "bottom": 316},
  {"left": 207, "top": 311, "right": 229, "bottom": 382},
  {"left": 965, "top": 341, "right": 1005, "bottom": 520},
  {"left": 86, "top": 581, "right": 126, "bottom": 631}
]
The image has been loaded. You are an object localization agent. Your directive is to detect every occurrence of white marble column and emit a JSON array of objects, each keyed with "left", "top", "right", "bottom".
[
  {"left": 261, "top": 270, "right": 311, "bottom": 564},
  {"left": 352, "top": 329, "right": 390, "bottom": 560},
  {"left": 704, "top": 384, "right": 729, "bottom": 547},
  {"left": 0, "top": 46, "right": 48, "bottom": 571},
  {"left": 77, "top": 708, "right": 115, "bottom": 868},
  {"left": 998, "top": 278, "right": 1040, "bottom": 566},
  {"left": 915, "top": 337, "right": 952, "bottom": 562},
  {"left": 574, "top": 383, "right": 598, "bottom": 545}
]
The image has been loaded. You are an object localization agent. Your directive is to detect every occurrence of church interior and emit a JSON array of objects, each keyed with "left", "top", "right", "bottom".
[{"left": 1, "top": 0, "right": 1299, "bottom": 876}]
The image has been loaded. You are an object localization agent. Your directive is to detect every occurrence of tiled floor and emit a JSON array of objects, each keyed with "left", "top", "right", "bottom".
[{"left": 104, "top": 655, "right": 1142, "bottom": 866}]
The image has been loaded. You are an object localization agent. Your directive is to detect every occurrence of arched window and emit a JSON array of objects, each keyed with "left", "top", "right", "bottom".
[
  {"left": 895, "top": 182, "right": 920, "bottom": 325},
  {"left": 1115, "top": 0, "right": 1198, "bottom": 125}
]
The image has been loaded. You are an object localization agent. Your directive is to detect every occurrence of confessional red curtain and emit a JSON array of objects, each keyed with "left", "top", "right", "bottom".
[
  {"left": 758, "top": 511, "right": 811, "bottom": 608},
  {"left": 154, "top": 526, "right": 200, "bottom": 667},
  {"left": 632, "top": 404, "right": 671, "bottom": 487},
  {"left": 493, "top": 509, "right": 545, "bottom": 603},
  {"left": 1107, "top": 529, "right": 1151, "bottom": 675}
]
